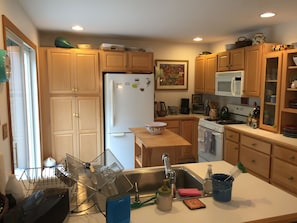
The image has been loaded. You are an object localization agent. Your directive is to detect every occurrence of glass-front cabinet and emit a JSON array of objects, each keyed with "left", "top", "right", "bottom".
[
  {"left": 260, "top": 51, "right": 283, "bottom": 132},
  {"left": 280, "top": 49, "right": 297, "bottom": 135}
]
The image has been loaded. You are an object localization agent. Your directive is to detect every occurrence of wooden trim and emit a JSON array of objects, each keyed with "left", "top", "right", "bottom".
[
  {"left": 2, "top": 15, "right": 36, "bottom": 51},
  {"left": 1, "top": 15, "right": 39, "bottom": 173}
]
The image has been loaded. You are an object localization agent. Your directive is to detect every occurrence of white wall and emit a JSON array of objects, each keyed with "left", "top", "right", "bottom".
[{"left": 0, "top": 0, "right": 38, "bottom": 192}]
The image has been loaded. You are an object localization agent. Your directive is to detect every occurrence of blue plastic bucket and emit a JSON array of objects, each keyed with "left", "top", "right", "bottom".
[{"left": 212, "top": 174, "right": 234, "bottom": 202}]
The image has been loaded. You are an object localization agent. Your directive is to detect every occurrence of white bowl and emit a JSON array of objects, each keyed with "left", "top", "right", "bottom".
[
  {"left": 145, "top": 122, "right": 167, "bottom": 135},
  {"left": 293, "top": 56, "right": 297, "bottom": 66}
]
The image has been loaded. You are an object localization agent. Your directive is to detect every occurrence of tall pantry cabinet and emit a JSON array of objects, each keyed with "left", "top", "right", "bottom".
[{"left": 39, "top": 48, "right": 102, "bottom": 162}]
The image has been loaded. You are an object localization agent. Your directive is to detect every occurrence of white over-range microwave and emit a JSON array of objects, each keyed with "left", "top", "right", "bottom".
[{"left": 215, "top": 70, "right": 244, "bottom": 97}]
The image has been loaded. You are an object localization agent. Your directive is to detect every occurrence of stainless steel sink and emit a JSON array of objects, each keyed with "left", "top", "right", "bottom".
[{"left": 124, "top": 166, "right": 204, "bottom": 200}]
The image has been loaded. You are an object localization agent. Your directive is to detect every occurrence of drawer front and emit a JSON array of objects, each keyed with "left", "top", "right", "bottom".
[
  {"left": 241, "top": 135, "right": 271, "bottom": 155},
  {"left": 225, "top": 129, "right": 239, "bottom": 143},
  {"left": 273, "top": 145, "right": 297, "bottom": 166},
  {"left": 240, "top": 145, "right": 270, "bottom": 178},
  {"left": 271, "top": 158, "right": 297, "bottom": 193},
  {"left": 163, "top": 120, "right": 180, "bottom": 128}
]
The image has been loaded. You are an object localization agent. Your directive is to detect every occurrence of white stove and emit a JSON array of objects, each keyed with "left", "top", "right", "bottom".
[{"left": 198, "top": 104, "right": 252, "bottom": 162}]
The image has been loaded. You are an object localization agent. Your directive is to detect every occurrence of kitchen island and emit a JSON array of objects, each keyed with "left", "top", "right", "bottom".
[
  {"left": 65, "top": 161, "right": 297, "bottom": 223},
  {"left": 130, "top": 128, "right": 191, "bottom": 167}
]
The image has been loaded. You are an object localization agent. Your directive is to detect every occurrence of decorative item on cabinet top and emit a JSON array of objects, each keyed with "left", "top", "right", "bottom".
[{"left": 235, "top": 36, "right": 252, "bottom": 48}]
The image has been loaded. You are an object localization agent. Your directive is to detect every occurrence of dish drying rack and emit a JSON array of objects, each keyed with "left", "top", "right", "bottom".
[{"left": 20, "top": 150, "right": 133, "bottom": 215}]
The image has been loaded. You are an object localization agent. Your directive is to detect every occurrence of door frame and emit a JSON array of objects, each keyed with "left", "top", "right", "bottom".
[{"left": 2, "top": 15, "right": 41, "bottom": 173}]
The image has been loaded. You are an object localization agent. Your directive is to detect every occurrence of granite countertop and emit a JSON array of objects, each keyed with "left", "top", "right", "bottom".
[{"left": 65, "top": 161, "right": 297, "bottom": 223}]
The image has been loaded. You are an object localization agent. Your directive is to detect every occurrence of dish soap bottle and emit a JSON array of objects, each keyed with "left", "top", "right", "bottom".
[
  {"left": 203, "top": 164, "right": 213, "bottom": 196},
  {"left": 157, "top": 179, "right": 172, "bottom": 211}
]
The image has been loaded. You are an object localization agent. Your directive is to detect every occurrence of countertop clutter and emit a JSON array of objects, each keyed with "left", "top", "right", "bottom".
[{"left": 64, "top": 161, "right": 297, "bottom": 223}]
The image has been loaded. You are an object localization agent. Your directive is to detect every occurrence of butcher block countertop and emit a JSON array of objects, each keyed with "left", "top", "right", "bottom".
[
  {"left": 129, "top": 128, "right": 191, "bottom": 148},
  {"left": 65, "top": 161, "right": 297, "bottom": 223}
]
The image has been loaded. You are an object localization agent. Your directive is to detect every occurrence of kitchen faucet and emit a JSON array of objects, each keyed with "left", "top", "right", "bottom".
[{"left": 162, "top": 153, "right": 176, "bottom": 198}]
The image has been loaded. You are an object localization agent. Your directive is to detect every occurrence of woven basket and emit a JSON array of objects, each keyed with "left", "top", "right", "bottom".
[{"left": 235, "top": 36, "right": 252, "bottom": 48}]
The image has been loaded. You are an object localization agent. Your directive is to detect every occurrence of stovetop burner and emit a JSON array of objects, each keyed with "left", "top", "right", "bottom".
[
  {"left": 204, "top": 118, "right": 245, "bottom": 125},
  {"left": 216, "top": 119, "right": 245, "bottom": 125}
]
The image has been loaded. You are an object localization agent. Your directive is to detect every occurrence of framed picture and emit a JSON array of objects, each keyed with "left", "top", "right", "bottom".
[{"left": 155, "top": 60, "right": 188, "bottom": 90}]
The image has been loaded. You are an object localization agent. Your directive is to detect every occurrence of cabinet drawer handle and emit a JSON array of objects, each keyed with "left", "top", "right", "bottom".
[
  {"left": 288, "top": 176, "right": 294, "bottom": 181},
  {"left": 250, "top": 159, "right": 256, "bottom": 163},
  {"left": 289, "top": 155, "right": 295, "bottom": 160},
  {"left": 73, "top": 113, "right": 79, "bottom": 118},
  {"left": 251, "top": 143, "right": 257, "bottom": 147}
]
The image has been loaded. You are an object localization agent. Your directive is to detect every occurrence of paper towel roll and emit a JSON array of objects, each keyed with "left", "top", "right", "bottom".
[{"left": 0, "top": 152, "right": 6, "bottom": 194}]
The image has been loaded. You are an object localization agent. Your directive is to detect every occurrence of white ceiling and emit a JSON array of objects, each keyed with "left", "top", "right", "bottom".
[{"left": 18, "top": 0, "right": 297, "bottom": 44}]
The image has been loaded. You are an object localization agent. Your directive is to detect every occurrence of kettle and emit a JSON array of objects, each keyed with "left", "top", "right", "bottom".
[
  {"left": 157, "top": 101, "right": 167, "bottom": 117},
  {"left": 220, "top": 106, "right": 230, "bottom": 120}
]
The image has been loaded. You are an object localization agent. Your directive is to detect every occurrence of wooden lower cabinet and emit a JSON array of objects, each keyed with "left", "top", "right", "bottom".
[
  {"left": 240, "top": 145, "right": 270, "bottom": 181},
  {"left": 50, "top": 96, "right": 102, "bottom": 162},
  {"left": 240, "top": 134, "right": 271, "bottom": 181},
  {"left": 270, "top": 145, "right": 297, "bottom": 195},
  {"left": 156, "top": 117, "right": 198, "bottom": 163},
  {"left": 224, "top": 129, "right": 240, "bottom": 165},
  {"left": 224, "top": 126, "right": 297, "bottom": 196}
]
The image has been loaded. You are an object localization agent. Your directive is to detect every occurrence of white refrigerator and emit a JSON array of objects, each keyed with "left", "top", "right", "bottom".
[{"left": 104, "top": 73, "right": 154, "bottom": 169}]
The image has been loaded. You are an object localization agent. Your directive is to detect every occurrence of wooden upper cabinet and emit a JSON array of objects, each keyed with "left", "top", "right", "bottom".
[
  {"left": 194, "top": 56, "right": 205, "bottom": 93},
  {"left": 244, "top": 44, "right": 272, "bottom": 97},
  {"left": 194, "top": 54, "right": 217, "bottom": 94},
  {"left": 244, "top": 45, "right": 263, "bottom": 97},
  {"left": 127, "top": 52, "right": 153, "bottom": 73},
  {"left": 100, "top": 50, "right": 154, "bottom": 73},
  {"left": 217, "top": 48, "right": 244, "bottom": 71},
  {"left": 48, "top": 49, "right": 74, "bottom": 94},
  {"left": 100, "top": 51, "right": 127, "bottom": 72},
  {"left": 204, "top": 54, "right": 217, "bottom": 94},
  {"left": 75, "top": 51, "right": 100, "bottom": 94},
  {"left": 47, "top": 48, "right": 100, "bottom": 95}
]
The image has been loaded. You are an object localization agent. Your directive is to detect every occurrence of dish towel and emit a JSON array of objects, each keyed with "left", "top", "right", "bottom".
[{"left": 198, "top": 127, "right": 205, "bottom": 152}]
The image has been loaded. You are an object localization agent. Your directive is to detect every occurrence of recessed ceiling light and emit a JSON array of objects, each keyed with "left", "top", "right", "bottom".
[
  {"left": 260, "top": 12, "right": 276, "bottom": 18},
  {"left": 193, "top": 37, "right": 203, "bottom": 42},
  {"left": 72, "top": 25, "right": 84, "bottom": 31}
]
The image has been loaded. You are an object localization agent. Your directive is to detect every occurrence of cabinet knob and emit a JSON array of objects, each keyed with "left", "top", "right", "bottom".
[
  {"left": 288, "top": 176, "right": 294, "bottom": 181},
  {"left": 289, "top": 155, "right": 295, "bottom": 160},
  {"left": 234, "top": 147, "right": 238, "bottom": 150},
  {"left": 251, "top": 143, "right": 257, "bottom": 147},
  {"left": 73, "top": 113, "right": 79, "bottom": 118}
]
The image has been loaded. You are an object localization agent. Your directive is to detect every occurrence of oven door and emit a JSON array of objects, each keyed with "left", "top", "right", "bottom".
[{"left": 198, "top": 125, "right": 224, "bottom": 162}]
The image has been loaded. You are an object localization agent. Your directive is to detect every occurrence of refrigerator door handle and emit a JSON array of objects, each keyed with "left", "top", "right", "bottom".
[
  {"left": 110, "top": 79, "right": 115, "bottom": 127},
  {"left": 111, "top": 132, "right": 126, "bottom": 137}
]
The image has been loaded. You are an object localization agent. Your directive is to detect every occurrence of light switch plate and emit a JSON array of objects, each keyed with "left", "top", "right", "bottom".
[{"left": 2, "top": 123, "right": 8, "bottom": 140}]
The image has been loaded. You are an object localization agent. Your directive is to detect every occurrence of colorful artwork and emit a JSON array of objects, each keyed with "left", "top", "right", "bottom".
[{"left": 155, "top": 60, "right": 188, "bottom": 90}]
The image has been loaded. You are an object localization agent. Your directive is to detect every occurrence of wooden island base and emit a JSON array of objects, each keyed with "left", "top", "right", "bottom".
[{"left": 130, "top": 128, "right": 191, "bottom": 167}]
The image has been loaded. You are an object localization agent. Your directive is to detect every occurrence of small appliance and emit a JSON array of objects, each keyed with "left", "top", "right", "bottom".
[
  {"left": 180, "top": 98, "right": 190, "bottom": 114},
  {"left": 215, "top": 70, "right": 244, "bottom": 97}
]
